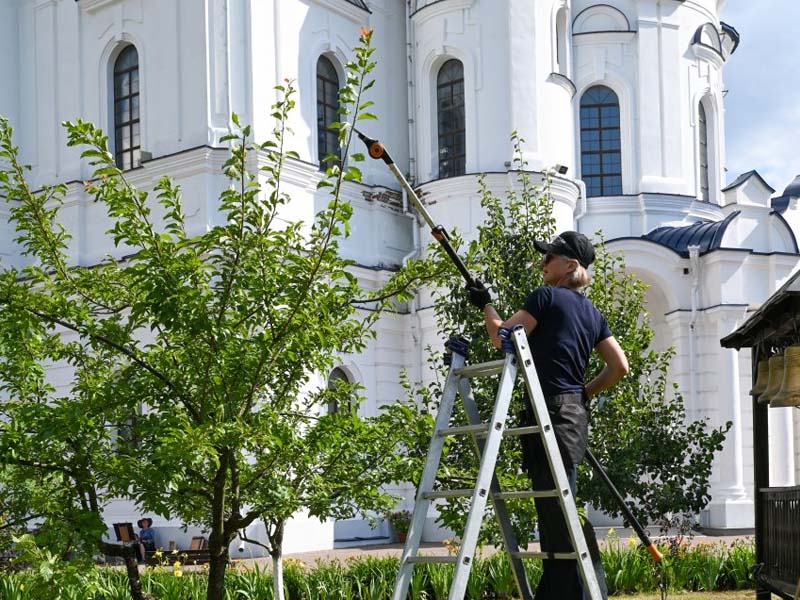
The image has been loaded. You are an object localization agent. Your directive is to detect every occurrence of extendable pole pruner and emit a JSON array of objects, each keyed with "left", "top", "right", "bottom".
[
  {"left": 355, "top": 129, "right": 477, "bottom": 287},
  {"left": 357, "top": 129, "right": 663, "bottom": 564},
  {"left": 585, "top": 450, "right": 663, "bottom": 562}
]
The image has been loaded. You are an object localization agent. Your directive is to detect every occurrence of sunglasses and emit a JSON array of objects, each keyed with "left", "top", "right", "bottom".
[{"left": 543, "top": 253, "right": 577, "bottom": 265}]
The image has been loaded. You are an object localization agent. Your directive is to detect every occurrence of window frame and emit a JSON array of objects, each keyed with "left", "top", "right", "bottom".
[
  {"left": 436, "top": 59, "right": 466, "bottom": 179},
  {"left": 698, "top": 102, "right": 710, "bottom": 202},
  {"left": 327, "top": 367, "right": 355, "bottom": 415},
  {"left": 579, "top": 85, "right": 622, "bottom": 198},
  {"left": 316, "top": 55, "right": 341, "bottom": 169},
  {"left": 112, "top": 45, "right": 141, "bottom": 171}
]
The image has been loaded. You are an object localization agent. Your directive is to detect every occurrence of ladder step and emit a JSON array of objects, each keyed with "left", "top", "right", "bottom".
[
  {"left": 512, "top": 551, "right": 581, "bottom": 560},
  {"left": 454, "top": 359, "right": 506, "bottom": 378},
  {"left": 438, "top": 424, "right": 489, "bottom": 437},
  {"left": 494, "top": 490, "right": 559, "bottom": 500},
  {"left": 503, "top": 425, "right": 541, "bottom": 437},
  {"left": 422, "top": 489, "right": 473, "bottom": 499},
  {"left": 438, "top": 424, "right": 541, "bottom": 439},
  {"left": 406, "top": 555, "right": 459, "bottom": 564}
]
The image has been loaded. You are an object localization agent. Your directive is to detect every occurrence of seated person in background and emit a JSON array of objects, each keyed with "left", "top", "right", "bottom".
[{"left": 136, "top": 518, "right": 155, "bottom": 563}]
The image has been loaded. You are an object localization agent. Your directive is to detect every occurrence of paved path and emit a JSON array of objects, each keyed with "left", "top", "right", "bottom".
[{"left": 271, "top": 528, "right": 753, "bottom": 567}]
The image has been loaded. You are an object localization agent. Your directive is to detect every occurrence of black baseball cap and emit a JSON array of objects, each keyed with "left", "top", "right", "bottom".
[{"left": 533, "top": 231, "right": 595, "bottom": 268}]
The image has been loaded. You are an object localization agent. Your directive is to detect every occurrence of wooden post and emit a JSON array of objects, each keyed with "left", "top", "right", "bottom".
[{"left": 753, "top": 346, "right": 771, "bottom": 599}]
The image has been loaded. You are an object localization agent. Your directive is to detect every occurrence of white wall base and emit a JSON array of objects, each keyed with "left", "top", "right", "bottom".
[{"left": 700, "top": 497, "right": 754, "bottom": 530}]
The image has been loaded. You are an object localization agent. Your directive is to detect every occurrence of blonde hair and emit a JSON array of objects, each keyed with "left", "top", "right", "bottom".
[{"left": 564, "top": 262, "right": 592, "bottom": 290}]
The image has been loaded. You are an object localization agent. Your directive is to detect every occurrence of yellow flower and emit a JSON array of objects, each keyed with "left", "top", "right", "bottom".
[
  {"left": 173, "top": 560, "right": 182, "bottom": 567},
  {"left": 174, "top": 569, "right": 183, "bottom": 578},
  {"left": 171, "top": 549, "right": 179, "bottom": 554},
  {"left": 606, "top": 528, "right": 616, "bottom": 538},
  {"left": 154, "top": 550, "right": 163, "bottom": 558},
  {"left": 20, "top": 584, "right": 25, "bottom": 591},
  {"left": 628, "top": 536, "right": 637, "bottom": 548}
]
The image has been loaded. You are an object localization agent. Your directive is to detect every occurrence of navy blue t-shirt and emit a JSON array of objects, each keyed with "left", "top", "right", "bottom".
[{"left": 522, "top": 286, "right": 612, "bottom": 397}]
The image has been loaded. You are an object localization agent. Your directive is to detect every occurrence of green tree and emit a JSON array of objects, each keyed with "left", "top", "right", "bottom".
[
  {"left": 0, "top": 29, "right": 432, "bottom": 600},
  {"left": 418, "top": 134, "right": 729, "bottom": 545}
]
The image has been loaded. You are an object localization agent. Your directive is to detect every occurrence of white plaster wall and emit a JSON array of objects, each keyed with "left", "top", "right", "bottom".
[
  {"left": 9, "top": 0, "right": 208, "bottom": 189},
  {"left": 275, "top": 0, "right": 408, "bottom": 190},
  {"left": 411, "top": 1, "right": 513, "bottom": 181},
  {"left": 0, "top": 0, "right": 20, "bottom": 129}
]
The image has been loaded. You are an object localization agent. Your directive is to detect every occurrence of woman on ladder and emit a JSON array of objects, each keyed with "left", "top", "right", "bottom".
[{"left": 467, "top": 230, "right": 629, "bottom": 600}]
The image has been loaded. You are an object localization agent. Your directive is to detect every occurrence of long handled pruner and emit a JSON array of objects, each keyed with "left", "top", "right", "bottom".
[
  {"left": 356, "top": 129, "right": 663, "bottom": 564},
  {"left": 354, "top": 129, "right": 476, "bottom": 287}
]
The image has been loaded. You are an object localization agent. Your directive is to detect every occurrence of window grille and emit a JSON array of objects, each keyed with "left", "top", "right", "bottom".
[
  {"left": 113, "top": 46, "right": 140, "bottom": 171},
  {"left": 316, "top": 56, "right": 340, "bottom": 169},
  {"left": 580, "top": 85, "right": 622, "bottom": 197},
  {"left": 699, "top": 103, "right": 710, "bottom": 202},
  {"left": 437, "top": 59, "right": 466, "bottom": 179}
]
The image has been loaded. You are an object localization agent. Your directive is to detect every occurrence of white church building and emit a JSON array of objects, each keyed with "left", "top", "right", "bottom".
[{"left": 1, "top": 0, "right": 798, "bottom": 554}]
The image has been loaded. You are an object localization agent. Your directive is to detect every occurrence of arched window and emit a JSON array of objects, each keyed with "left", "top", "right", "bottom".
[
  {"left": 316, "top": 56, "right": 340, "bottom": 169},
  {"left": 437, "top": 59, "right": 465, "bottom": 178},
  {"left": 580, "top": 85, "right": 622, "bottom": 197},
  {"left": 327, "top": 367, "right": 354, "bottom": 414},
  {"left": 113, "top": 45, "right": 140, "bottom": 171},
  {"left": 698, "top": 102, "right": 710, "bottom": 202}
]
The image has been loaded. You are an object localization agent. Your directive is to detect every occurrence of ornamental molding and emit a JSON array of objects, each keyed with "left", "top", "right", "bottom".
[
  {"left": 411, "top": 0, "right": 474, "bottom": 25},
  {"left": 547, "top": 72, "right": 577, "bottom": 98},
  {"left": 309, "top": 0, "right": 369, "bottom": 23},
  {"left": 78, "top": 0, "right": 122, "bottom": 13},
  {"left": 692, "top": 43, "right": 725, "bottom": 68},
  {"left": 572, "top": 31, "right": 636, "bottom": 46}
]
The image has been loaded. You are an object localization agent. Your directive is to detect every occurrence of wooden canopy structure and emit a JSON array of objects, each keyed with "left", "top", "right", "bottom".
[{"left": 722, "top": 271, "right": 800, "bottom": 599}]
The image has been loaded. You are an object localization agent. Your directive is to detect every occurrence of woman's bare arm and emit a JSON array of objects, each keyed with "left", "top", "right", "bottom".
[{"left": 585, "top": 336, "right": 628, "bottom": 397}]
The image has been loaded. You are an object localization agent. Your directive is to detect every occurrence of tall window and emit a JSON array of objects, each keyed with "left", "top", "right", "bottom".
[
  {"left": 113, "top": 45, "right": 140, "bottom": 171},
  {"left": 316, "top": 56, "right": 340, "bottom": 169},
  {"left": 437, "top": 59, "right": 465, "bottom": 178},
  {"left": 327, "top": 367, "right": 354, "bottom": 415},
  {"left": 698, "top": 102, "right": 710, "bottom": 202},
  {"left": 580, "top": 85, "right": 622, "bottom": 197}
]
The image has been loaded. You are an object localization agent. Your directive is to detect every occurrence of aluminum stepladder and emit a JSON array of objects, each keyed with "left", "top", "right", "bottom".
[{"left": 392, "top": 326, "right": 602, "bottom": 600}]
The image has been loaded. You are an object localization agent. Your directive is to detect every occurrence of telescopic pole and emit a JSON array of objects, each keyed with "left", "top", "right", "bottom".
[
  {"left": 354, "top": 129, "right": 476, "bottom": 287},
  {"left": 356, "top": 129, "right": 662, "bottom": 563}
]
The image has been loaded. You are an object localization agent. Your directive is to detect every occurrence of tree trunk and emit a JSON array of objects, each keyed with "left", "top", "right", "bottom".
[
  {"left": 269, "top": 521, "right": 286, "bottom": 600},
  {"left": 271, "top": 550, "right": 284, "bottom": 600},
  {"left": 99, "top": 540, "right": 153, "bottom": 600},
  {"left": 206, "top": 543, "right": 229, "bottom": 600}
]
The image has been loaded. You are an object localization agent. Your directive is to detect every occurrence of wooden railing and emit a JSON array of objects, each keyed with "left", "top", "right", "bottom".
[{"left": 761, "top": 486, "right": 800, "bottom": 596}]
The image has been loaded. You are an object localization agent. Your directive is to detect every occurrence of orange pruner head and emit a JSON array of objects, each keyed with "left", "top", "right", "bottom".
[
  {"left": 355, "top": 129, "right": 393, "bottom": 165},
  {"left": 368, "top": 141, "right": 385, "bottom": 159}
]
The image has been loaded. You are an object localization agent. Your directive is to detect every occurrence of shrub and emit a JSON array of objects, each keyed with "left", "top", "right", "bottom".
[{"left": 0, "top": 538, "right": 755, "bottom": 599}]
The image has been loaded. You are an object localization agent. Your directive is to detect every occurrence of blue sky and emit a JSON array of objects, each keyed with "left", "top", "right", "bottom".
[{"left": 721, "top": 1, "right": 800, "bottom": 194}]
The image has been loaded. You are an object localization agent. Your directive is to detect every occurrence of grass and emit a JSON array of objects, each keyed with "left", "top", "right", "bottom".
[{"left": 625, "top": 592, "right": 758, "bottom": 599}]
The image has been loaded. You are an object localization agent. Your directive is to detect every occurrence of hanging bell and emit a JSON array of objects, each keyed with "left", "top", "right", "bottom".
[
  {"left": 771, "top": 346, "right": 800, "bottom": 408},
  {"left": 759, "top": 353, "right": 785, "bottom": 405},
  {"left": 749, "top": 358, "right": 770, "bottom": 397}
]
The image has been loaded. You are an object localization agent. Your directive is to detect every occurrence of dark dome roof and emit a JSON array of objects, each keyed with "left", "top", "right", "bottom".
[
  {"left": 783, "top": 175, "right": 800, "bottom": 198},
  {"left": 643, "top": 211, "right": 739, "bottom": 257}
]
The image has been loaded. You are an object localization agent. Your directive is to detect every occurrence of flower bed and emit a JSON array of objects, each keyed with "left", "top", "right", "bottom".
[{"left": 0, "top": 539, "right": 755, "bottom": 599}]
